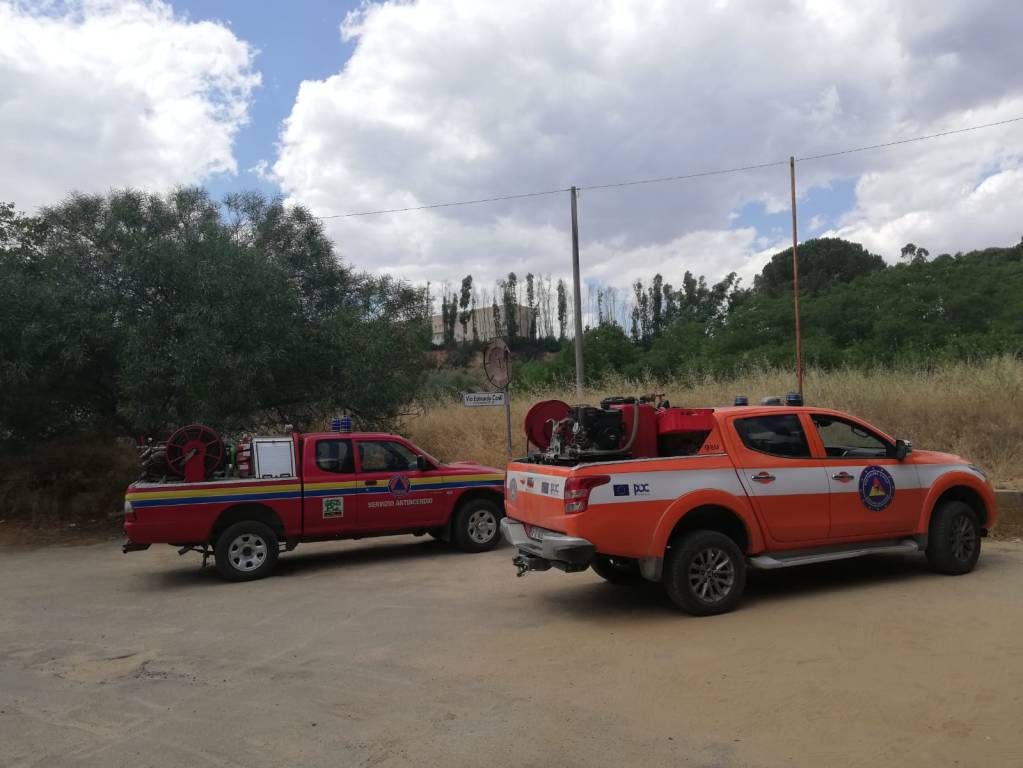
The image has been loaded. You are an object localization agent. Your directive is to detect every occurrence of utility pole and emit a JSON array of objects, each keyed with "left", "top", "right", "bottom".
[
  {"left": 789, "top": 157, "right": 803, "bottom": 397},
  {"left": 570, "top": 186, "right": 585, "bottom": 398}
]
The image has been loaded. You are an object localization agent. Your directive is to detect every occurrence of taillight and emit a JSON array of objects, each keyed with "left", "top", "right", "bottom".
[{"left": 564, "top": 474, "right": 610, "bottom": 514}]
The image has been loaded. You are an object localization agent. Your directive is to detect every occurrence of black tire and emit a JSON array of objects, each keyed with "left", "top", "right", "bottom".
[
  {"left": 214, "top": 520, "right": 279, "bottom": 581},
  {"left": 663, "top": 530, "right": 746, "bottom": 616},
  {"left": 591, "top": 554, "right": 642, "bottom": 584},
  {"left": 926, "top": 500, "right": 981, "bottom": 575},
  {"left": 452, "top": 498, "right": 503, "bottom": 552}
]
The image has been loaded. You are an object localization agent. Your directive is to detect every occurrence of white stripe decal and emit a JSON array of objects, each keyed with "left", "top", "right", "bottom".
[
  {"left": 739, "top": 467, "right": 830, "bottom": 497},
  {"left": 590, "top": 469, "right": 744, "bottom": 504},
  {"left": 822, "top": 464, "right": 922, "bottom": 494},
  {"left": 507, "top": 462, "right": 981, "bottom": 507}
]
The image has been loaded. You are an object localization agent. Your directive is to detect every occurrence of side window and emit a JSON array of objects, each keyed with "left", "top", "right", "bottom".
[
  {"left": 734, "top": 415, "right": 811, "bottom": 459},
  {"left": 315, "top": 439, "right": 355, "bottom": 474},
  {"left": 811, "top": 415, "right": 889, "bottom": 459},
  {"left": 357, "top": 440, "right": 419, "bottom": 473}
]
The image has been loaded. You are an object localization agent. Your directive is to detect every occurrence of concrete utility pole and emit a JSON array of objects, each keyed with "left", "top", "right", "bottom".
[
  {"left": 570, "top": 186, "right": 585, "bottom": 398},
  {"left": 789, "top": 157, "right": 803, "bottom": 397}
]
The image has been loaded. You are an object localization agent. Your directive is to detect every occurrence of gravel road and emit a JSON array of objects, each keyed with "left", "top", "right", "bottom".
[{"left": 1, "top": 536, "right": 1021, "bottom": 767}]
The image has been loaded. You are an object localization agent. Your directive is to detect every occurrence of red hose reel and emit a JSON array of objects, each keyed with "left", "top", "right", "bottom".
[{"left": 165, "top": 424, "right": 224, "bottom": 482}]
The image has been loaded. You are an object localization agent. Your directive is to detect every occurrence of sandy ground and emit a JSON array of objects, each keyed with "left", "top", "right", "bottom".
[{"left": 1, "top": 535, "right": 1022, "bottom": 768}]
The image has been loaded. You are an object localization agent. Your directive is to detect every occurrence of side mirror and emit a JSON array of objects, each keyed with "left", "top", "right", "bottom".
[
  {"left": 894, "top": 439, "right": 913, "bottom": 461},
  {"left": 416, "top": 455, "right": 433, "bottom": 472}
]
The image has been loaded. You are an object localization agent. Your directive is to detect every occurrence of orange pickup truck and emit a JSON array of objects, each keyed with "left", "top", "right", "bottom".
[{"left": 501, "top": 396, "right": 995, "bottom": 615}]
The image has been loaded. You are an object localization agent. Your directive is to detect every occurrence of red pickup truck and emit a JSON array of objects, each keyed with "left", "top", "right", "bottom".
[
  {"left": 502, "top": 397, "right": 996, "bottom": 615},
  {"left": 123, "top": 431, "right": 504, "bottom": 580}
]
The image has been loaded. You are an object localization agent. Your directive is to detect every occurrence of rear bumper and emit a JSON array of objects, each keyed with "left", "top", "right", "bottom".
[{"left": 500, "top": 517, "right": 595, "bottom": 572}]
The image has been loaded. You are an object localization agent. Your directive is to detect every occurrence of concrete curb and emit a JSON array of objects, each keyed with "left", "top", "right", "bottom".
[{"left": 995, "top": 489, "right": 1023, "bottom": 536}]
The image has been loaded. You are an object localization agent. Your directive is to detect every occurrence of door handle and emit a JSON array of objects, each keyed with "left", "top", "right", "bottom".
[
  {"left": 750, "top": 472, "right": 776, "bottom": 483},
  {"left": 364, "top": 479, "right": 378, "bottom": 486},
  {"left": 832, "top": 472, "right": 854, "bottom": 482}
]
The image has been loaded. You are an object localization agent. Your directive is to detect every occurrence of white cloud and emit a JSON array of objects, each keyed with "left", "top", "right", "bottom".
[
  {"left": 272, "top": 0, "right": 1023, "bottom": 297},
  {"left": 0, "top": 0, "right": 259, "bottom": 210}
]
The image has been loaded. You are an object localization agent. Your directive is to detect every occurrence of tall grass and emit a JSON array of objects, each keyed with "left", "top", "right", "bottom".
[{"left": 403, "top": 356, "right": 1023, "bottom": 489}]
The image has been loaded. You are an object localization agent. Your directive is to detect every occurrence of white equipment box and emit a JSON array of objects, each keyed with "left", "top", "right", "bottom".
[{"left": 252, "top": 437, "right": 296, "bottom": 478}]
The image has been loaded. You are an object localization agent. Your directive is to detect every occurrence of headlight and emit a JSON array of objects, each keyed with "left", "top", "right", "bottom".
[{"left": 123, "top": 500, "right": 134, "bottom": 515}]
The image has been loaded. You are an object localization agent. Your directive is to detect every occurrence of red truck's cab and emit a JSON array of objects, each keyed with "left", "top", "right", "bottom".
[{"left": 124, "top": 431, "right": 504, "bottom": 580}]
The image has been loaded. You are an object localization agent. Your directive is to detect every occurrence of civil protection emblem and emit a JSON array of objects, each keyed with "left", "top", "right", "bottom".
[
  {"left": 388, "top": 474, "right": 411, "bottom": 498},
  {"left": 858, "top": 466, "right": 895, "bottom": 511}
]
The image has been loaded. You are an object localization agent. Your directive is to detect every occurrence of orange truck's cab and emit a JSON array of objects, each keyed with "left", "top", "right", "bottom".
[{"left": 502, "top": 402, "right": 995, "bottom": 615}]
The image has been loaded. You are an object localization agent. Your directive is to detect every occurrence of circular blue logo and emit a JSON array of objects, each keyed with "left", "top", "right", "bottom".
[
  {"left": 858, "top": 466, "right": 895, "bottom": 511},
  {"left": 388, "top": 475, "right": 411, "bottom": 498}
]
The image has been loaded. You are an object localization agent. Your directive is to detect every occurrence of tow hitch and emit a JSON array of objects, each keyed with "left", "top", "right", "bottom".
[{"left": 513, "top": 553, "right": 552, "bottom": 577}]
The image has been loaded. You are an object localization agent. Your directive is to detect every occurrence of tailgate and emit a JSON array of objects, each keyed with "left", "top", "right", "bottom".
[{"left": 504, "top": 463, "right": 574, "bottom": 533}]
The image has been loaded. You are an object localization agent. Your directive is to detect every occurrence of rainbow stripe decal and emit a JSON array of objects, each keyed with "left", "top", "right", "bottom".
[{"left": 126, "top": 473, "right": 504, "bottom": 509}]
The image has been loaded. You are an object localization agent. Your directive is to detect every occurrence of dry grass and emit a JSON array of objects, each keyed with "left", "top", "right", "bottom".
[
  {"left": 403, "top": 356, "right": 1023, "bottom": 489},
  {"left": 0, "top": 440, "right": 139, "bottom": 542}
]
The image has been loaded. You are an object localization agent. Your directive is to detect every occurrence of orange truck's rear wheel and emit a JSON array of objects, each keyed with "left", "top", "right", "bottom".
[{"left": 663, "top": 530, "right": 746, "bottom": 615}]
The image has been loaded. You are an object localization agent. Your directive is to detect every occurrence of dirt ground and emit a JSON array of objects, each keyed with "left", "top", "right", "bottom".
[{"left": 1, "top": 536, "right": 1022, "bottom": 768}]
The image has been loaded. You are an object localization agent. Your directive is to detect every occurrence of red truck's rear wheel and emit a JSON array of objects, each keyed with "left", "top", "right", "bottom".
[
  {"left": 664, "top": 530, "right": 746, "bottom": 615},
  {"left": 214, "top": 521, "right": 279, "bottom": 581}
]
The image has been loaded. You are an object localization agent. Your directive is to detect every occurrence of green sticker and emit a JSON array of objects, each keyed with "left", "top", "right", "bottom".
[{"left": 322, "top": 497, "right": 345, "bottom": 519}]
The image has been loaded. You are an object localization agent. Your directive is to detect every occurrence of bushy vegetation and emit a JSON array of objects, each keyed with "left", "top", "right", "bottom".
[
  {"left": 0, "top": 191, "right": 430, "bottom": 445},
  {"left": 511, "top": 238, "right": 1023, "bottom": 388}
]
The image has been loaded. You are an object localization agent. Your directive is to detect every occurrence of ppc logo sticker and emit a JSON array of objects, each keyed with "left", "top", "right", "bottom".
[
  {"left": 388, "top": 475, "right": 412, "bottom": 498},
  {"left": 859, "top": 466, "right": 895, "bottom": 511},
  {"left": 613, "top": 484, "right": 630, "bottom": 497},
  {"left": 322, "top": 497, "right": 344, "bottom": 519}
]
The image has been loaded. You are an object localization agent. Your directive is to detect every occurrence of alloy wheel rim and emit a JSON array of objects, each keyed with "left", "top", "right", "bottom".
[
  {"left": 688, "top": 546, "right": 735, "bottom": 603},
  {"left": 467, "top": 510, "right": 497, "bottom": 543},
  {"left": 950, "top": 515, "right": 977, "bottom": 561},
  {"left": 229, "top": 533, "right": 268, "bottom": 572}
]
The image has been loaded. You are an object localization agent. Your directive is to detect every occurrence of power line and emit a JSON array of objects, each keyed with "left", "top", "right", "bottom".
[
  {"left": 796, "top": 115, "right": 1023, "bottom": 162},
  {"left": 318, "top": 186, "right": 569, "bottom": 219},
  {"left": 315, "top": 115, "right": 1023, "bottom": 219}
]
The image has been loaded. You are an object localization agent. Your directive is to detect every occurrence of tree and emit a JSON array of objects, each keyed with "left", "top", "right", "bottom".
[
  {"left": 557, "top": 279, "right": 568, "bottom": 340},
  {"left": 0, "top": 189, "right": 430, "bottom": 443},
  {"left": 458, "top": 274, "right": 473, "bottom": 342},
  {"left": 525, "top": 272, "right": 537, "bottom": 341},
  {"left": 649, "top": 274, "right": 664, "bottom": 336},
  {"left": 491, "top": 296, "right": 503, "bottom": 339},
  {"left": 755, "top": 237, "right": 886, "bottom": 294},
  {"left": 502, "top": 272, "right": 518, "bottom": 340}
]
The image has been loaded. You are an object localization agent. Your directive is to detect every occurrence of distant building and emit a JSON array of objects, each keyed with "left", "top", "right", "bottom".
[{"left": 431, "top": 304, "right": 533, "bottom": 345}]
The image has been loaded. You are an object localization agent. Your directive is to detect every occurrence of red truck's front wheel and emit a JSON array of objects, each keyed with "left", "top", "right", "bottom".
[{"left": 453, "top": 499, "right": 503, "bottom": 553}]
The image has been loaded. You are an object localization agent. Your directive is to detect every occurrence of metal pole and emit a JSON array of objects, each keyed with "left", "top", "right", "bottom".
[
  {"left": 570, "top": 186, "right": 585, "bottom": 398},
  {"left": 789, "top": 157, "right": 803, "bottom": 397},
  {"left": 504, "top": 385, "right": 513, "bottom": 457}
]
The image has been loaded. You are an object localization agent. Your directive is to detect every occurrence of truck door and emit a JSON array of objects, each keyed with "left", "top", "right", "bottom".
[
  {"left": 353, "top": 438, "right": 448, "bottom": 531},
  {"left": 808, "top": 414, "right": 921, "bottom": 538},
  {"left": 729, "top": 413, "right": 831, "bottom": 544},
  {"left": 301, "top": 437, "right": 358, "bottom": 537}
]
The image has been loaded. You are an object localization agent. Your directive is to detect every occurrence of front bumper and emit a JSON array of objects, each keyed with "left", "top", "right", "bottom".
[{"left": 500, "top": 518, "right": 595, "bottom": 574}]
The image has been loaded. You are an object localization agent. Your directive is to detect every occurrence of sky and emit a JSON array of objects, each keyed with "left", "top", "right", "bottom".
[{"left": 3, "top": 0, "right": 1023, "bottom": 304}]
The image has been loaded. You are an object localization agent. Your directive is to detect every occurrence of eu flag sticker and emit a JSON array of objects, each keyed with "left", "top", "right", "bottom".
[{"left": 613, "top": 484, "right": 630, "bottom": 497}]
